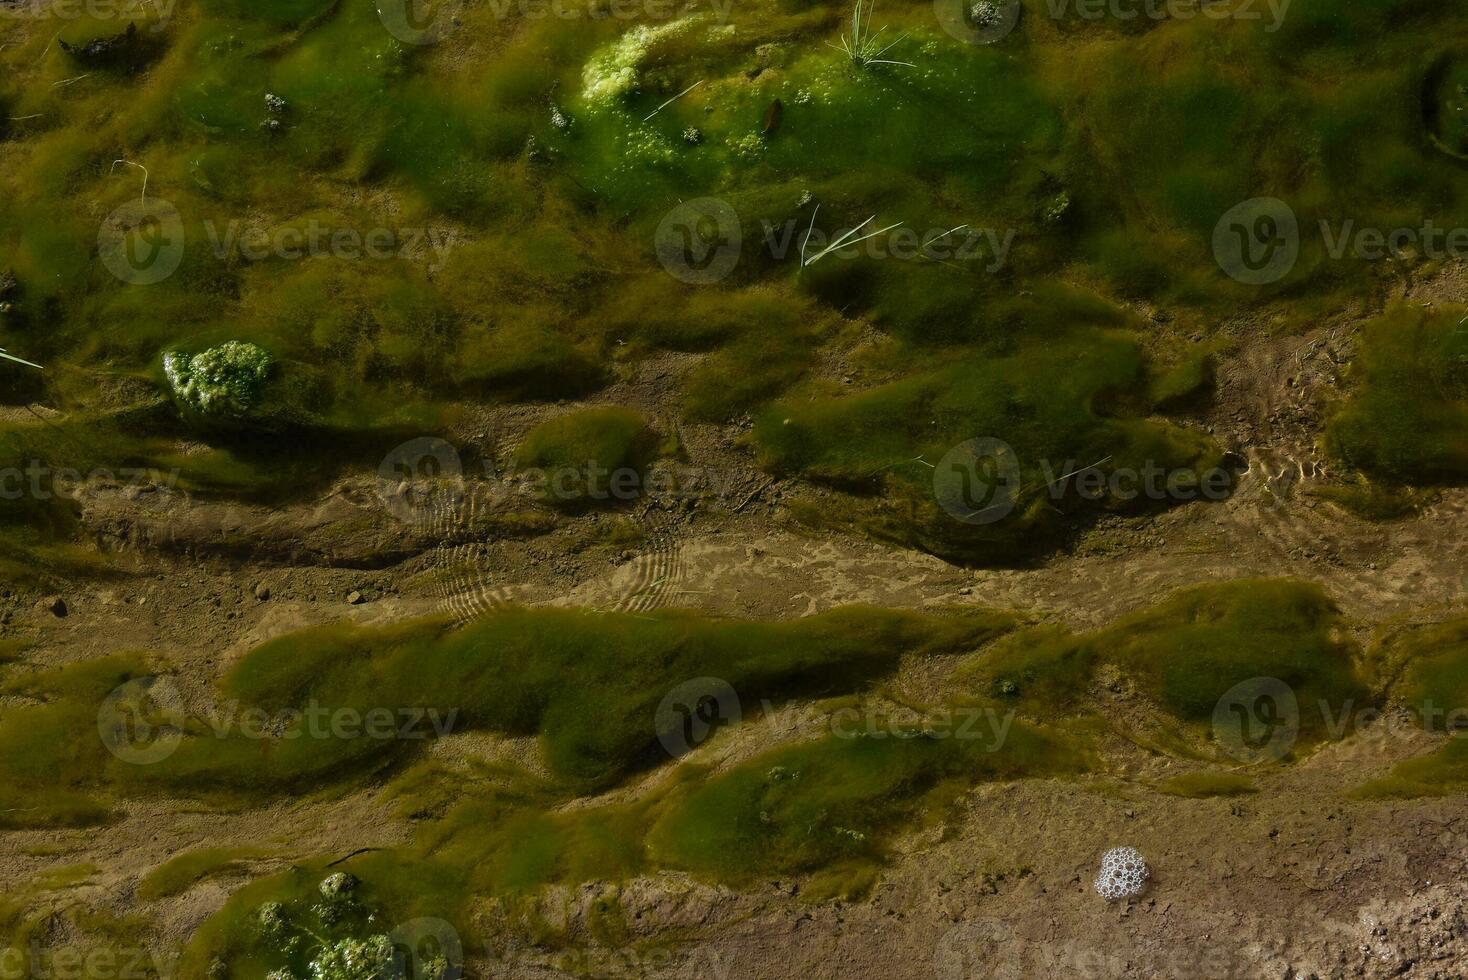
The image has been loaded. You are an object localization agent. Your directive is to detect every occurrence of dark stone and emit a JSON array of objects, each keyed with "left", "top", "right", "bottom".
[{"left": 58, "top": 23, "right": 164, "bottom": 72}]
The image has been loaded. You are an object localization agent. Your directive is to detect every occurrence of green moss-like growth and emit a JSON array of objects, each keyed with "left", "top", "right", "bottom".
[
  {"left": 225, "top": 606, "right": 1013, "bottom": 791},
  {"left": 1308, "top": 481, "right": 1435, "bottom": 521},
  {"left": 0, "top": 609, "right": 1008, "bottom": 805},
  {"left": 440, "top": 801, "right": 651, "bottom": 898},
  {"left": 0, "top": 654, "right": 154, "bottom": 829},
  {"left": 164, "top": 341, "right": 273, "bottom": 418},
  {"left": 1326, "top": 305, "right": 1468, "bottom": 485},
  {"left": 0, "top": 647, "right": 388, "bottom": 808},
  {"left": 755, "top": 327, "right": 1222, "bottom": 563},
  {"left": 183, "top": 707, "right": 1080, "bottom": 969},
  {"left": 0, "top": 0, "right": 1456, "bottom": 542},
  {"left": 963, "top": 579, "right": 1368, "bottom": 748},
  {"left": 1354, "top": 735, "right": 1468, "bottom": 799},
  {"left": 553, "top": 16, "right": 1062, "bottom": 216},
  {"left": 41, "top": 606, "right": 1008, "bottom": 802},
  {"left": 1427, "top": 53, "right": 1468, "bottom": 158},
  {"left": 3, "top": 0, "right": 1463, "bottom": 568},
  {"left": 199, "top": 0, "right": 335, "bottom": 25},
  {"left": 1384, "top": 617, "right": 1468, "bottom": 720},
  {"left": 181, "top": 865, "right": 454, "bottom": 980},
  {"left": 0, "top": 589, "right": 1364, "bottom": 811},
  {"left": 1348, "top": 607, "right": 1468, "bottom": 799},
  {"left": 1090, "top": 579, "right": 1364, "bottom": 725},
  {"left": 647, "top": 721, "right": 1084, "bottom": 882},
  {"left": 958, "top": 625, "right": 1094, "bottom": 716},
  {"left": 451, "top": 320, "right": 606, "bottom": 402},
  {"left": 0, "top": 639, "right": 29, "bottom": 665},
  {"left": 682, "top": 328, "right": 813, "bottom": 423},
  {"left": 0, "top": 654, "right": 159, "bottom": 787},
  {"left": 137, "top": 847, "right": 272, "bottom": 901},
  {"left": 513, "top": 407, "right": 658, "bottom": 509},
  {"left": 0, "top": 789, "right": 113, "bottom": 831},
  {"left": 1148, "top": 345, "right": 1216, "bottom": 409}
]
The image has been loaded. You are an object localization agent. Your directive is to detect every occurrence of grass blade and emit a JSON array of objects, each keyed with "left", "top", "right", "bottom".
[{"left": 0, "top": 348, "right": 43, "bottom": 370}]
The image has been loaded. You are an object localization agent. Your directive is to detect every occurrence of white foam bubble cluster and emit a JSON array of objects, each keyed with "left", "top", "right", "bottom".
[
  {"left": 971, "top": 0, "right": 1001, "bottom": 25},
  {"left": 1094, "top": 846, "right": 1149, "bottom": 900}
]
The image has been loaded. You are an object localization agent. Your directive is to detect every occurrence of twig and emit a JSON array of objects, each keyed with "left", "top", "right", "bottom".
[
  {"left": 731, "top": 479, "right": 773, "bottom": 513},
  {"left": 325, "top": 847, "right": 384, "bottom": 868},
  {"left": 36, "top": 30, "right": 61, "bottom": 65},
  {"left": 0, "top": 348, "right": 43, "bottom": 370},
  {"left": 986, "top": 454, "right": 1111, "bottom": 510},
  {"left": 643, "top": 79, "right": 704, "bottom": 122},
  {"left": 110, "top": 158, "right": 149, "bottom": 204},
  {"left": 51, "top": 73, "right": 92, "bottom": 88}
]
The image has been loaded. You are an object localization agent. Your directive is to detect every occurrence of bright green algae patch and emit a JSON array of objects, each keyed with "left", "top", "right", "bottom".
[
  {"left": 552, "top": 18, "right": 1062, "bottom": 215},
  {"left": 136, "top": 847, "right": 274, "bottom": 901},
  {"left": 164, "top": 341, "right": 273, "bottom": 418},
  {"left": 179, "top": 863, "right": 463, "bottom": 980}
]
